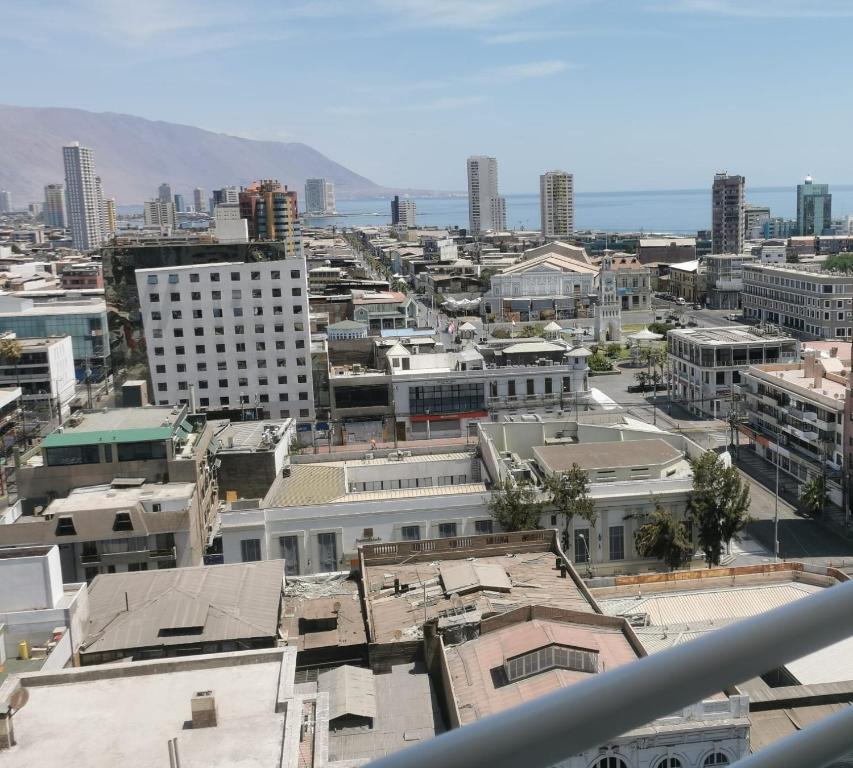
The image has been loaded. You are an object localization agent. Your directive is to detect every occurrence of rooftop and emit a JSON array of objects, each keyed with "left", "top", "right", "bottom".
[
  {"left": 532, "top": 438, "right": 682, "bottom": 473},
  {"left": 212, "top": 419, "right": 291, "bottom": 453},
  {"left": 746, "top": 363, "right": 847, "bottom": 402},
  {"left": 668, "top": 325, "right": 795, "bottom": 345},
  {"left": 40, "top": 406, "right": 190, "bottom": 448},
  {"left": 80, "top": 560, "right": 284, "bottom": 657},
  {"left": 639, "top": 237, "right": 696, "bottom": 247}
]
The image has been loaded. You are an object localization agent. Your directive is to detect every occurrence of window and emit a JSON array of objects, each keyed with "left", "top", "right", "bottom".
[
  {"left": 291, "top": 270, "right": 300, "bottom": 279},
  {"left": 299, "top": 408, "right": 309, "bottom": 417},
  {"left": 154, "top": 346, "right": 165, "bottom": 357},
  {"left": 176, "top": 363, "right": 186, "bottom": 373},
  {"left": 216, "top": 343, "right": 226, "bottom": 353},
  {"left": 258, "top": 359, "right": 267, "bottom": 369},
  {"left": 118, "top": 441, "right": 167, "bottom": 462},
  {"left": 252, "top": 289, "right": 262, "bottom": 298},
  {"left": 703, "top": 755, "right": 729, "bottom": 766},
  {"left": 192, "top": 309, "right": 203, "bottom": 319},
  {"left": 231, "top": 271, "right": 240, "bottom": 281},
  {"left": 271, "top": 270, "right": 280, "bottom": 280},
  {"left": 293, "top": 305, "right": 303, "bottom": 314},
  {"left": 279, "top": 535, "right": 300, "bottom": 576},
  {"left": 175, "top": 346, "right": 185, "bottom": 356},
  {"left": 401, "top": 525, "right": 420, "bottom": 541},
  {"left": 297, "top": 357, "right": 306, "bottom": 366},
  {"left": 297, "top": 374, "right": 307, "bottom": 384},
  {"left": 593, "top": 759, "right": 627, "bottom": 768},
  {"left": 299, "top": 392, "right": 308, "bottom": 401},
  {"left": 151, "top": 311, "right": 162, "bottom": 321},
  {"left": 232, "top": 289, "right": 242, "bottom": 300},
  {"left": 609, "top": 525, "right": 625, "bottom": 561},
  {"left": 254, "top": 307, "right": 264, "bottom": 316},
  {"left": 438, "top": 522, "right": 457, "bottom": 538},
  {"left": 194, "top": 327, "right": 204, "bottom": 336},
  {"left": 233, "top": 307, "right": 243, "bottom": 317},
  {"left": 276, "top": 341, "right": 285, "bottom": 350},
  {"left": 255, "top": 324, "right": 265, "bottom": 334},
  {"left": 190, "top": 273, "right": 199, "bottom": 283},
  {"left": 279, "top": 393, "right": 289, "bottom": 401},
  {"left": 259, "top": 394, "right": 269, "bottom": 403},
  {"left": 213, "top": 307, "right": 223, "bottom": 317},
  {"left": 278, "top": 375, "right": 288, "bottom": 384},
  {"left": 210, "top": 272, "right": 220, "bottom": 282},
  {"left": 475, "top": 520, "right": 493, "bottom": 534},
  {"left": 170, "top": 292, "right": 180, "bottom": 301},
  {"left": 149, "top": 293, "right": 160, "bottom": 303},
  {"left": 296, "top": 340, "right": 305, "bottom": 349},
  {"left": 113, "top": 512, "right": 134, "bottom": 532},
  {"left": 656, "top": 759, "right": 682, "bottom": 768},
  {"left": 155, "top": 364, "right": 166, "bottom": 374},
  {"left": 235, "top": 324, "right": 245, "bottom": 334},
  {"left": 191, "top": 292, "right": 201, "bottom": 301},
  {"left": 251, "top": 271, "right": 260, "bottom": 280},
  {"left": 574, "top": 529, "right": 590, "bottom": 563},
  {"left": 235, "top": 343, "right": 246, "bottom": 353},
  {"left": 45, "top": 444, "right": 100, "bottom": 467},
  {"left": 272, "top": 288, "right": 282, "bottom": 298},
  {"left": 157, "top": 383, "right": 167, "bottom": 392},
  {"left": 55, "top": 516, "right": 77, "bottom": 536},
  {"left": 147, "top": 274, "right": 158, "bottom": 284},
  {"left": 195, "top": 345, "right": 205, "bottom": 354},
  {"left": 258, "top": 376, "right": 268, "bottom": 386},
  {"left": 152, "top": 329, "right": 163, "bottom": 339},
  {"left": 198, "top": 380, "right": 208, "bottom": 389},
  {"left": 238, "top": 377, "right": 249, "bottom": 387},
  {"left": 171, "top": 309, "right": 182, "bottom": 320},
  {"left": 219, "top": 378, "right": 228, "bottom": 387},
  {"left": 240, "top": 539, "right": 261, "bottom": 562}
]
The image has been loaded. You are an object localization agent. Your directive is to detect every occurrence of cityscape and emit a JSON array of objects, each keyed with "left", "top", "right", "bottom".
[{"left": 3, "top": 2, "right": 853, "bottom": 767}]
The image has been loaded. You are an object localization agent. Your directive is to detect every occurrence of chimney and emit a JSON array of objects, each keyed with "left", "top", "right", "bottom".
[
  {"left": 0, "top": 706, "right": 14, "bottom": 749},
  {"left": 804, "top": 350, "right": 817, "bottom": 378},
  {"left": 190, "top": 691, "right": 217, "bottom": 729}
]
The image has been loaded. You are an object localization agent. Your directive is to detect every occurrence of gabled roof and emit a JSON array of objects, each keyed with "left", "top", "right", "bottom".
[
  {"left": 318, "top": 665, "right": 377, "bottom": 721},
  {"left": 499, "top": 253, "right": 597, "bottom": 277}
]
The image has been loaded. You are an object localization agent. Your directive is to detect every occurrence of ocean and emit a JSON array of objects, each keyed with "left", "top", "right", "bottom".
[
  {"left": 118, "top": 185, "right": 853, "bottom": 234},
  {"left": 306, "top": 186, "right": 853, "bottom": 234}
]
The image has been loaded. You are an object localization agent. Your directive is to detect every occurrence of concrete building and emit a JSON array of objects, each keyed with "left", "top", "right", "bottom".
[
  {"left": 238, "top": 179, "right": 302, "bottom": 256},
  {"left": 0, "top": 293, "right": 109, "bottom": 380},
  {"left": 744, "top": 204, "right": 771, "bottom": 240},
  {"left": 539, "top": 169, "right": 574, "bottom": 239},
  {"left": 395, "top": 199, "right": 416, "bottom": 228},
  {"left": 102, "top": 197, "right": 116, "bottom": 239},
  {"left": 350, "top": 289, "right": 417, "bottom": 331},
  {"left": 42, "top": 183, "right": 67, "bottom": 228},
  {"left": 668, "top": 325, "right": 798, "bottom": 419},
  {"left": 63, "top": 142, "right": 105, "bottom": 251},
  {"left": 173, "top": 193, "right": 185, "bottom": 213},
  {"left": 797, "top": 175, "right": 832, "bottom": 236},
  {"left": 16, "top": 406, "right": 218, "bottom": 521},
  {"left": 193, "top": 186, "right": 207, "bottom": 214},
  {"left": 0, "top": 190, "right": 11, "bottom": 213},
  {"left": 712, "top": 172, "right": 745, "bottom": 255},
  {"left": 0, "top": 481, "right": 205, "bottom": 583},
  {"left": 594, "top": 253, "right": 621, "bottom": 342},
  {"left": 636, "top": 237, "right": 697, "bottom": 265},
  {"left": 304, "top": 178, "right": 335, "bottom": 214},
  {"left": 705, "top": 253, "right": 756, "bottom": 309},
  {"left": 742, "top": 262, "right": 853, "bottom": 339},
  {"left": 326, "top": 319, "right": 368, "bottom": 340},
  {"left": 77, "top": 560, "right": 284, "bottom": 664},
  {"left": 0, "top": 334, "right": 76, "bottom": 424},
  {"left": 59, "top": 262, "right": 103, "bottom": 289},
  {"left": 467, "top": 155, "right": 507, "bottom": 233},
  {"left": 602, "top": 253, "right": 652, "bottom": 310},
  {"left": 0, "top": 545, "right": 88, "bottom": 672},
  {"left": 157, "top": 183, "right": 172, "bottom": 204},
  {"left": 483, "top": 242, "right": 597, "bottom": 321},
  {"left": 213, "top": 203, "right": 249, "bottom": 243},
  {"left": 0, "top": 387, "right": 21, "bottom": 456},
  {"left": 212, "top": 186, "right": 239, "bottom": 209},
  {"left": 764, "top": 217, "right": 796, "bottom": 239},
  {"left": 143, "top": 199, "right": 176, "bottom": 230},
  {"left": 668, "top": 259, "right": 705, "bottom": 303},
  {"left": 737, "top": 350, "right": 845, "bottom": 507},
  {"left": 136, "top": 260, "right": 315, "bottom": 421}
]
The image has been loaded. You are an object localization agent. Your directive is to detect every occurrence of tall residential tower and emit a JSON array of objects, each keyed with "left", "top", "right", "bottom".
[
  {"left": 193, "top": 187, "right": 207, "bottom": 214},
  {"left": 797, "top": 176, "right": 832, "bottom": 236},
  {"left": 467, "top": 155, "right": 506, "bottom": 234},
  {"left": 711, "top": 172, "right": 745, "bottom": 255},
  {"left": 43, "top": 184, "right": 67, "bottom": 228},
  {"left": 63, "top": 142, "right": 105, "bottom": 251},
  {"left": 539, "top": 170, "right": 574, "bottom": 239},
  {"left": 304, "top": 178, "right": 335, "bottom": 214}
]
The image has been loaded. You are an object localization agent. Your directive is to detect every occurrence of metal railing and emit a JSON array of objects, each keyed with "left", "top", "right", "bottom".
[{"left": 367, "top": 578, "right": 853, "bottom": 768}]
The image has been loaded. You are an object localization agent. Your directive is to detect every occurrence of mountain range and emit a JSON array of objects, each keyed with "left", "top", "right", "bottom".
[{"left": 0, "top": 104, "right": 390, "bottom": 206}]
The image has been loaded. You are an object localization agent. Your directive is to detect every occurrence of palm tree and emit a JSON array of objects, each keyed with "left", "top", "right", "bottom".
[{"left": 799, "top": 475, "right": 827, "bottom": 518}]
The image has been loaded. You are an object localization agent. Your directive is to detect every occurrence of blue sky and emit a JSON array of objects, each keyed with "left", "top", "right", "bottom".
[{"left": 2, "top": 0, "right": 853, "bottom": 193}]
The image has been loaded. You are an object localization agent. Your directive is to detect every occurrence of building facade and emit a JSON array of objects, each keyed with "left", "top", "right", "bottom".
[
  {"left": 742, "top": 262, "right": 853, "bottom": 339},
  {"left": 744, "top": 204, "right": 770, "bottom": 240},
  {"left": 213, "top": 203, "right": 248, "bottom": 244},
  {"left": 0, "top": 190, "right": 11, "bottom": 213},
  {"left": 136, "top": 260, "right": 315, "bottom": 421},
  {"left": 43, "top": 184, "right": 67, "bottom": 228},
  {"left": 193, "top": 187, "right": 207, "bottom": 214},
  {"left": 539, "top": 170, "right": 574, "bottom": 239},
  {"left": 63, "top": 142, "right": 105, "bottom": 251},
  {"left": 238, "top": 179, "right": 302, "bottom": 256},
  {"left": 143, "top": 200, "right": 177, "bottom": 230},
  {"left": 705, "top": 253, "right": 756, "bottom": 309},
  {"left": 712, "top": 172, "right": 745, "bottom": 255},
  {"left": 668, "top": 325, "right": 798, "bottom": 418},
  {"left": 467, "top": 155, "right": 506, "bottom": 233},
  {"left": 797, "top": 176, "right": 832, "bottom": 236},
  {"left": 304, "top": 178, "right": 335, "bottom": 214}
]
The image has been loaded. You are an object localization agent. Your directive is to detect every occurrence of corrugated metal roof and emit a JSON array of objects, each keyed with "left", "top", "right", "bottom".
[
  {"left": 318, "top": 665, "right": 377, "bottom": 721},
  {"left": 81, "top": 560, "right": 284, "bottom": 655},
  {"left": 440, "top": 562, "right": 511, "bottom": 596},
  {"left": 42, "top": 427, "right": 174, "bottom": 448}
]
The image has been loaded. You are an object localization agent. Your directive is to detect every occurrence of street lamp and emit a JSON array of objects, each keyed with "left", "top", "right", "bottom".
[{"left": 578, "top": 533, "right": 593, "bottom": 578}]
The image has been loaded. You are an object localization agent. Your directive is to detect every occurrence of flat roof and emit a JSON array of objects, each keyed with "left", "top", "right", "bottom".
[
  {"left": 533, "top": 439, "right": 681, "bottom": 473},
  {"left": 41, "top": 406, "right": 188, "bottom": 448},
  {"left": 80, "top": 560, "right": 284, "bottom": 656},
  {"left": 669, "top": 325, "right": 795, "bottom": 345},
  {"left": 365, "top": 551, "right": 595, "bottom": 644},
  {"left": 213, "top": 419, "right": 291, "bottom": 452},
  {"left": 45, "top": 482, "right": 195, "bottom": 513}
]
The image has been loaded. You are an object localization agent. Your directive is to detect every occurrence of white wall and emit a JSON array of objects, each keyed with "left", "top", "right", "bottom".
[{"left": 0, "top": 546, "right": 63, "bottom": 611}]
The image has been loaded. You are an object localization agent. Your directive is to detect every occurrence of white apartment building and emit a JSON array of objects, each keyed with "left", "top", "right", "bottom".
[
  {"left": 62, "top": 142, "right": 104, "bottom": 251},
  {"left": 397, "top": 199, "right": 416, "bottom": 228},
  {"left": 467, "top": 155, "right": 507, "bottom": 233},
  {"left": 193, "top": 187, "right": 207, "bottom": 214},
  {"left": 668, "top": 325, "right": 798, "bottom": 419},
  {"left": 540, "top": 170, "right": 574, "bottom": 239},
  {"left": 0, "top": 190, "right": 11, "bottom": 214},
  {"left": 213, "top": 203, "right": 248, "bottom": 243},
  {"left": 143, "top": 199, "right": 176, "bottom": 230},
  {"left": 0, "top": 334, "right": 76, "bottom": 423},
  {"left": 303, "top": 178, "right": 336, "bottom": 214},
  {"left": 136, "top": 260, "right": 315, "bottom": 421}
]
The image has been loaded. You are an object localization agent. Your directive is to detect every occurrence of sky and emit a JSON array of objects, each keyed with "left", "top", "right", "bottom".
[{"left": 2, "top": 0, "right": 853, "bottom": 193}]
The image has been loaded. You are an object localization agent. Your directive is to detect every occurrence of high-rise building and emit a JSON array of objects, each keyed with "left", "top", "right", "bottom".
[
  {"left": 743, "top": 204, "right": 770, "bottom": 240},
  {"left": 63, "top": 142, "right": 106, "bottom": 251},
  {"left": 396, "top": 199, "right": 416, "bottom": 228},
  {"left": 539, "top": 170, "right": 574, "bottom": 239},
  {"left": 391, "top": 195, "right": 401, "bottom": 225},
  {"left": 174, "top": 193, "right": 186, "bottom": 213},
  {"left": 43, "top": 183, "right": 67, "bottom": 228},
  {"left": 238, "top": 180, "right": 302, "bottom": 256},
  {"left": 797, "top": 176, "right": 832, "bottom": 236},
  {"left": 0, "top": 190, "right": 12, "bottom": 213},
  {"left": 103, "top": 198, "right": 116, "bottom": 238},
  {"left": 158, "top": 183, "right": 172, "bottom": 204},
  {"left": 467, "top": 155, "right": 506, "bottom": 233},
  {"left": 213, "top": 186, "right": 239, "bottom": 207},
  {"left": 324, "top": 181, "right": 336, "bottom": 214},
  {"left": 711, "top": 172, "right": 745, "bottom": 254},
  {"left": 29, "top": 202, "right": 43, "bottom": 217},
  {"left": 143, "top": 200, "right": 176, "bottom": 230},
  {"left": 193, "top": 187, "right": 207, "bottom": 214},
  {"left": 304, "top": 178, "right": 327, "bottom": 214},
  {"left": 213, "top": 203, "right": 248, "bottom": 243}
]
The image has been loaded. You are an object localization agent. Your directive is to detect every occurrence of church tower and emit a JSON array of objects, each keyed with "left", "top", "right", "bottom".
[{"left": 594, "top": 254, "right": 621, "bottom": 342}]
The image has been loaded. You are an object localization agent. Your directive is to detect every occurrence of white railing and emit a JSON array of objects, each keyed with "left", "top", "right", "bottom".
[{"left": 367, "top": 578, "right": 853, "bottom": 768}]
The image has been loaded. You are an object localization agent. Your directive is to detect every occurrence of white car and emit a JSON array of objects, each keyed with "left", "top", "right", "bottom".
[{"left": 675, "top": 297, "right": 686, "bottom": 305}]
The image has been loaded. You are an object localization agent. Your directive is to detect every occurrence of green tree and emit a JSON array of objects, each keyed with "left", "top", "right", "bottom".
[
  {"left": 519, "top": 323, "right": 544, "bottom": 338},
  {"left": 543, "top": 464, "right": 597, "bottom": 552},
  {"left": 634, "top": 370, "right": 650, "bottom": 390},
  {"left": 605, "top": 342, "right": 623, "bottom": 359},
  {"left": 688, "top": 451, "right": 751, "bottom": 567},
  {"left": 588, "top": 352, "right": 613, "bottom": 372},
  {"left": 0, "top": 338, "right": 22, "bottom": 367},
  {"left": 634, "top": 500, "right": 693, "bottom": 570},
  {"left": 799, "top": 475, "right": 827, "bottom": 518},
  {"left": 478, "top": 267, "right": 498, "bottom": 290},
  {"left": 488, "top": 478, "right": 541, "bottom": 532},
  {"left": 823, "top": 252, "right": 853, "bottom": 273}
]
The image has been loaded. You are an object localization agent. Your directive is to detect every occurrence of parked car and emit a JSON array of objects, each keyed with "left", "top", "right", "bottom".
[
  {"left": 676, "top": 297, "right": 686, "bottom": 305},
  {"left": 727, "top": 313, "right": 739, "bottom": 321},
  {"left": 693, "top": 303, "right": 703, "bottom": 310}
]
